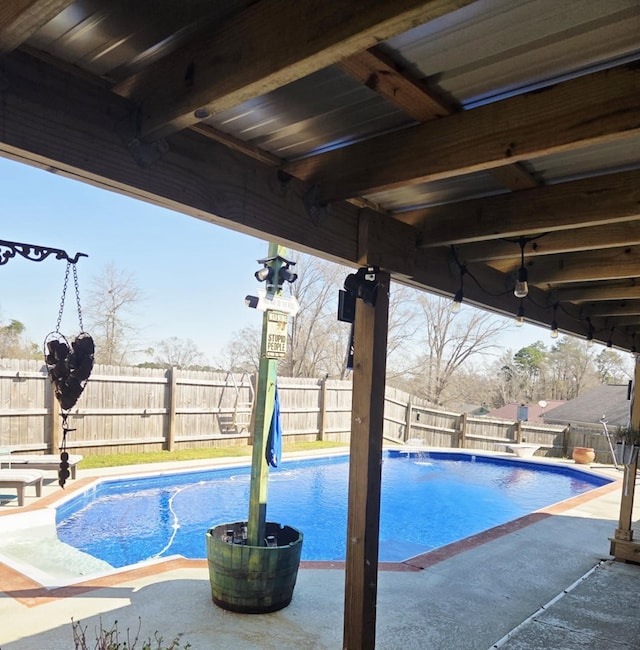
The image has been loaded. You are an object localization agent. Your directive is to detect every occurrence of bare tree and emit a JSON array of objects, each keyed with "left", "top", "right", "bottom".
[
  {"left": 151, "top": 336, "right": 205, "bottom": 369},
  {"left": 282, "top": 252, "right": 344, "bottom": 377},
  {"left": 217, "top": 325, "right": 261, "bottom": 374},
  {"left": 404, "top": 295, "right": 512, "bottom": 405},
  {"left": 595, "top": 348, "right": 632, "bottom": 384},
  {"left": 487, "top": 349, "right": 521, "bottom": 407},
  {"left": 84, "top": 263, "right": 144, "bottom": 365}
]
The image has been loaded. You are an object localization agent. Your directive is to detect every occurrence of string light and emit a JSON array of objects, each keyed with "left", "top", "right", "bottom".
[
  {"left": 514, "top": 237, "right": 529, "bottom": 298},
  {"left": 586, "top": 317, "right": 594, "bottom": 347},
  {"left": 451, "top": 263, "right": 467, "bottom": 314},
  {"left": 550, "top": 302, "right": 559, "bottom": 339},
  {"left": 515, "top": 299, "right": 525, "bottom": 327}
]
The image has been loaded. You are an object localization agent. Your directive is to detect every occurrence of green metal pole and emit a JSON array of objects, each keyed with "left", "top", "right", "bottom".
[{"left": 247, "top": 242, "right": 287, "bottom": 547}]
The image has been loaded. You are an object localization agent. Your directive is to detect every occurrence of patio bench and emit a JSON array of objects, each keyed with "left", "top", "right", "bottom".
[
  {"left": 0, "top": 469, "right": 44, "bottom": 506},
  {"left": 4, "top": 454, "right": 83, "bottom": 479}
]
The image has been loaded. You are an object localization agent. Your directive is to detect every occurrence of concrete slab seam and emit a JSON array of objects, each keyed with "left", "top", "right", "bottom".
[{"left": 486, "top": 560, "right": 606, "bottom": 649}]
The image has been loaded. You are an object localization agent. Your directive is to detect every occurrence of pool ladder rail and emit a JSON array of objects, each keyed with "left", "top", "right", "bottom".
[{"left": 218, "top": 372, "right": 255, "bottom": 434}]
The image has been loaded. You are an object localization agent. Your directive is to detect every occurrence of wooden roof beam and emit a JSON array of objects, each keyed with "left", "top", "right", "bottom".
[
  {"left": 114, "top": 0, "right": 476, "bottom": 140},
  {"left": 583, "top": 300, "right": 640, "bottom": 318},
  {"left": 338, "top": 46, "right": 539, "bottom": 192},
  {"left": 495, "top": 246, "right": 640, "bottom": 285},
  {"left": 458, "top": 219, "right": 640, "bottom": 263},
  {"left": 398, "top": 246, "right": 638, "bottom": 346},
  {"left": 0, "top": 49, "right": 418, "bottom": 278},
  {"left": 285, "top": 65, "right": 640, "bottom": 200},
  {"left": 402, "top": 169, "right": 640, "bottom": 246},
  {"left": 338, "top": 45, "right": 453, "bottom": 122},
  {"left": 552, "top": 281, "right": 640, "bottom": 303},
  {"left": 0, "top": 0, "right": 73, "bottom": 52}
]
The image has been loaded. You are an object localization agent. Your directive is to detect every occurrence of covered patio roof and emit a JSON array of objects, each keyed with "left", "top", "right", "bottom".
[
  {"left": 1, "top": 2, "right": 639, "bottom": 648},
  {"left": 0, "top": 0, "right": 638, "bottom": 349}
]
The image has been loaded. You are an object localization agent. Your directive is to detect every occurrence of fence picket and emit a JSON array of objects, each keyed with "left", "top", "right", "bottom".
[{"left": 0, "top": 358, "right": 609, "bottom": 461}]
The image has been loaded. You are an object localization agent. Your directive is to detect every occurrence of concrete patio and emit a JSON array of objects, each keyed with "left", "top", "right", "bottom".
[{"left": 0, "top": 455, "right": 639, "bottom": 649}]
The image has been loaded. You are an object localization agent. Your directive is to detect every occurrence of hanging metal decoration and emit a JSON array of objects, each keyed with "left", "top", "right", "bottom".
[{"left": 44, "top": 261, "right": 94, "bottom": 487}]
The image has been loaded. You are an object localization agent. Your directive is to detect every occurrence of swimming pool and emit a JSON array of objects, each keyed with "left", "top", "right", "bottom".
[{"left": 56, "top": 451, "right": 611, "bottom": 566}]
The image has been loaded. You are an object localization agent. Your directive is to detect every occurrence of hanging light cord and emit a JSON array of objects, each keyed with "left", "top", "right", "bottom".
[{"left": 450, "top": 246, "right": 512, "bottom": 298}]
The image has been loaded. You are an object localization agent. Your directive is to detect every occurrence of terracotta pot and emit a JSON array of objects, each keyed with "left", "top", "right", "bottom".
[{"left": 572, "top": 447, "right": 595, "bottom": 465}]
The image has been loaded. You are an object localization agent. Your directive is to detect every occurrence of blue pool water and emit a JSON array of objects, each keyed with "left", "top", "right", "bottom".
[{"left": 56, "top": 451, "right": 610, "bottom": 566}]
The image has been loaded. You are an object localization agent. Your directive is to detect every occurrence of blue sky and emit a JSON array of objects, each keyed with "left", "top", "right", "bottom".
[{"left": 0, "top": 156, "right": 563, "bottom": 365}]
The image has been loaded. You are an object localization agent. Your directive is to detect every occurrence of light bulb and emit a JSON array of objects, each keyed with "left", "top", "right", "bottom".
[
  {"left": 550, "top": 326, "right": 559, "bottom": 339},
  {"left": 451, "top": 288, "right": 463, "bottom": 313},
  {"left": 587, "top": 337, "right": 594, "bottom": 347},
  {"left": 514, "top": 267, "right": 528, "bottom": 298}
]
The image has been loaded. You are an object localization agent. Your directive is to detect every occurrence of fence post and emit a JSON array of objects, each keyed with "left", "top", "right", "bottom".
[
  {"left": 318, "top": 376, "right": 328, "bottom": 441},
  {"left": 562, "top": 424, "right": 570, "bottom": 457},
  {"left": 459, "top": 412, "right": 467, "bottom": 448},
  {"left": 515, "top": 419, "right": 523, "bottom": 443},
  {"left": 47, "top": 380, "right": 60, "bottom": 453},
  {"left": 166, "top": 366, "right": 177, "bottom": 451},
  {"left": 403, "top": 399, "right": 412, "bottom": 442},
  {"left": 248, "top": 372, "right": 258, "bottom": 445}
]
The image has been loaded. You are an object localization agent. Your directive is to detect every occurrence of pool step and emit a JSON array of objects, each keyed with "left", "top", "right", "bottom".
[{"left": 0, "top": 537, "right": 113, "bottom": 586}]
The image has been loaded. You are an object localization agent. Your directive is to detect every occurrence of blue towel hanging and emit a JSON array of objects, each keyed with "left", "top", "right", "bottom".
[{"left": 266, "top": 384, "right": 282, "bottom": 467}]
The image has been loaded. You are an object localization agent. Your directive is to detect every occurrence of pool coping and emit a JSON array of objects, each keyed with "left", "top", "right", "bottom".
[{"left": 0, "top": 447, "right": 623, "bottom": 606}]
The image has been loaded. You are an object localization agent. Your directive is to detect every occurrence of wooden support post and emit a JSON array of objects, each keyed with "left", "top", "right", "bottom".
[
  {"left": 612, "top": 357, "right": 640, "bottom": 559},
  {"left": 343, "top": 271, "right": 389, "bottom": 650},
  {"left": 318, "top": 375, "right": 328, "bottom": 441},
  {"left": 614, "top": 455, "right": 638, "bottom": 543},
  {"left": 247, "top": 242, "right": 286, "bottom": 548},
  {"left": 167, "top": 366, "right": 177, "bottom": 451},
  {"left": 247, "top": 330, "right": 277, "bottom": 546}
]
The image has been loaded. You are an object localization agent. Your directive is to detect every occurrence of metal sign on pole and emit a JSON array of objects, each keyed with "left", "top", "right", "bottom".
[{"left": 245, "top": 290, "right": 300, "bottom": 315}]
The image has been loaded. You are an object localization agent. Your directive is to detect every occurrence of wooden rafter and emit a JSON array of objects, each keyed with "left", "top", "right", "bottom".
[
  {"left": 285, "top": 65, "right": 640, "bottom": 200},
  {"left": 0, "top": 0, "right": 73, "bottom": 52},
  {"left": 492, "top": 246, "right": 640, "bottom": 285},
  {"left": 552, "top": 281, "right": 640, "bottom": 304},
  {"left": 404, "top": 169, "right": 640, "bottom": 246},
  {"left": 338, "top": 45, "right": 453, "bottom": 121},
  {"left": 0, "top": 49, "right": 419, "bottom": 276},
  {"left": 458, "top": 220, "right": 640, "bottom": 263},
  {"left": 114, "top": 0, "right": 476, "bottom": 139},
  {"left": 583, "top": 300, "right": 640, "bottom": 318},
  {"left": 339, "top": 46, "right": 538, "bottom": 191}
]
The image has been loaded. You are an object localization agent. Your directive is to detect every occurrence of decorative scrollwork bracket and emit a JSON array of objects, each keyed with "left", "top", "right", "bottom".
[{"left": 0, "top": 239, "right": 87, "bottom": 266}]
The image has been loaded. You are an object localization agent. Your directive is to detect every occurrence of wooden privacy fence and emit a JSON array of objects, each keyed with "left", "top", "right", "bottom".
[{"left": 0, "top": 358, "right": 612, "bottom": 461}]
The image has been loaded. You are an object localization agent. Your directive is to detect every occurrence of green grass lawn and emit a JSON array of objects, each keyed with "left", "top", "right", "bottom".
[{"left": 78, "top": 440, "right": 347, "bottom": 469}]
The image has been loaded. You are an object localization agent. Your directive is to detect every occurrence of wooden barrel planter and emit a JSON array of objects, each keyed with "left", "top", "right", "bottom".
[{"left": 206, "top": 521, "right": 303, "bottom": 614}]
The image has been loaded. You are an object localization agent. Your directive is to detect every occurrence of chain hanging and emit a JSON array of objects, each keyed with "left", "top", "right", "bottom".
[
  {"left": 44, "top": 260, "right": 94, "bottom": 488},
  {"left": 54, "top": 262, "right": 85, "bottom": 333}
]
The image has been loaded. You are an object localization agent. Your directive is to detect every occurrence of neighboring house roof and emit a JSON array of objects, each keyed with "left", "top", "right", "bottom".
[
  {"left": 543, "top": 384, "right": 632, "bottom": 428},
  {"left": 449, "top": 402, "right": 489, "bottom": 416},
  {"left": 486, "top": 401, "right": 566, "bottom": 423}
]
